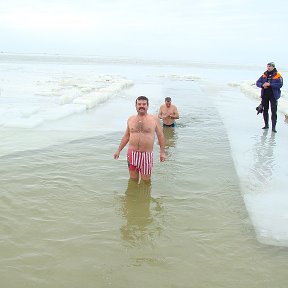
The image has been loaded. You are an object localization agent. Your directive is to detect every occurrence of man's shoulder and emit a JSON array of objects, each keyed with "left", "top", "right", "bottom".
[
  {"left": 276, "top": 71, "right": 283, "bottom": 78},
  {"left": 147, "top": 114, "right": 160, "bottom": 122},
  {"left": 127, "top": 115, "right": 137, "bottom": 123}
]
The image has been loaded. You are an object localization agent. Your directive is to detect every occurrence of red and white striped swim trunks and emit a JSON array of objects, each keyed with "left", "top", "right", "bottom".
[{"left": 127, "top": 148, "right": 153, "bottom": 175}]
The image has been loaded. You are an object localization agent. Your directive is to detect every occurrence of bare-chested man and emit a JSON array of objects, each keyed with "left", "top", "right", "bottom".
[
  {"left": 158, "top": 97, "right": 179, "bottom": 127},
  {"left": 114, "top": 96, "right": 165, "bottom": 181}
]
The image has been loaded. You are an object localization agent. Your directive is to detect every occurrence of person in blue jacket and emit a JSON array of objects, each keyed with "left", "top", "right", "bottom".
[{"left": 256, "top": 62, "right": 283, "bottom": 133}]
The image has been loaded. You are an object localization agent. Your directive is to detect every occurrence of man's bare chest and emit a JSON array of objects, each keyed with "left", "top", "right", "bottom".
[{"left": 130, "top": 120, "right": 154, "bottom": 134}]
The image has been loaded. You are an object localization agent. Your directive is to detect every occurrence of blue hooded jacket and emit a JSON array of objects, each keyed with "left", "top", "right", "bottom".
[{"left": 256, "top": 68, "right": 283, "bottom": 100}]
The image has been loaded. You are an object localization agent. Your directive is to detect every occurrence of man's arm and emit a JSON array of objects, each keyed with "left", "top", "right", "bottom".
[
  {"left": 158, "top": 106, "right": 163, "bottom": 119},
  {"left": 114, "top": 124, "right": 130, "bottom": 159},
  {"left": 270, "top": 74, "right": 283, "bottom": 89},
  {"left": 170, "top": 106, "right": 179, "bottom": 119},
  {"left": 155, "top": 117, "right": 165, "bottom": 162},
  {"left": 256, "top": 75, "right": 264, "bottom": 88}
]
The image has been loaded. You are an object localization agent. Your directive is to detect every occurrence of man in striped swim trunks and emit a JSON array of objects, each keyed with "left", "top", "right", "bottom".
[{"left": 114, "top": 96, "right": 165, "bottom": 182}]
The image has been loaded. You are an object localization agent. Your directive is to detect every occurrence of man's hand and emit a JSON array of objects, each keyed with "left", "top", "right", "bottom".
[
  {"left": 114, "top": 150, "right": 120, "bottom": 159},
  {"left": 160, "top": 151, "right": 166, "bottom": 162},
  {"left": 263, "top": 82, "right": 270, "bottom": 89}
]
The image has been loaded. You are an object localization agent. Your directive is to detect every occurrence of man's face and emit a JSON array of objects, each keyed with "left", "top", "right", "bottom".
[
  {"left": 267, "top": 65, "right": 274, "bottom": 72},
  {"left": 136, "top": 100, "right": 148, "bottom": 114},
  {"left": 165, "top": 101, "right": 171, "bottom": 108}
]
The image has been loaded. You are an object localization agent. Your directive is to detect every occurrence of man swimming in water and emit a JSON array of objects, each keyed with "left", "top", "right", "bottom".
[{"left": 158, "top": 97, "right": 179, "bottom": 127}]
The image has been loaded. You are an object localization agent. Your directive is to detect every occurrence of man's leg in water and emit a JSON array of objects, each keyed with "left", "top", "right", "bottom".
[
  {"left": 140, "top": 173, "right": 151, "bottom": 182},
  {"left": 129, "top": 169, "right": 139, "bottom": 182}
]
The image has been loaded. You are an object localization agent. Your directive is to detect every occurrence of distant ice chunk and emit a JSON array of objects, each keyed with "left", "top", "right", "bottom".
[{"left": 156, "top": 74, "right": 201, "bottom": 81}]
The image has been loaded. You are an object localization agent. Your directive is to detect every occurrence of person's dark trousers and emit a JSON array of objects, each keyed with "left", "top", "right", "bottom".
[{"left": 262, "top": 94, "right": 277, "bottom": 129}]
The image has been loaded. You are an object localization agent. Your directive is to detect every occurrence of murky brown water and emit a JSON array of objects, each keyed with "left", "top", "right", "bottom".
[{"left": 1, "top": 80, "right": 288, "bottom": 288}]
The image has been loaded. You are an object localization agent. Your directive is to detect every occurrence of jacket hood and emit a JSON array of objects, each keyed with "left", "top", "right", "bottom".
[{"left": 264, "top": 68, "right": 277, "bottom": 75}]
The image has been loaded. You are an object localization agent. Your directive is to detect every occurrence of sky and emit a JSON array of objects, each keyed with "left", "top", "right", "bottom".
[{"left": 0, "top": 0, "right": 287, "bottom": 66}]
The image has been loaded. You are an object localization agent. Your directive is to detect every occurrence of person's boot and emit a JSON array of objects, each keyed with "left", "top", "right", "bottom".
[
  {"left": 272, "top": 117, "right": 277, "bottom": 133},
  {"left": 262, "top": 113, "right": 269, "bottom": 129}
]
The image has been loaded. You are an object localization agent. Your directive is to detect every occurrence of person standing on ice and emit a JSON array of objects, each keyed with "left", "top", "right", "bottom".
[{"left": 256, "top": 62, "right": 283, "bottom": 133}]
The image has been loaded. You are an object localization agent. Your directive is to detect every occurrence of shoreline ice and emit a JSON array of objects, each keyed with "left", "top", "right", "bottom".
[{"left": 0, "top": 74, "right": 133, "bottom": 128}]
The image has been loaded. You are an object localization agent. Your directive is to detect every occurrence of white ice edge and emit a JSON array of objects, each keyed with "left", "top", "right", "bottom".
[
  {"left": 223, "top": 81, "right": 288, "bottom": 247},
  {"left": 0, "top": 77, "right": 134, "bottom": 128},
  {"left": 244, "top": 194, "right": 288, "bottom": 246}
]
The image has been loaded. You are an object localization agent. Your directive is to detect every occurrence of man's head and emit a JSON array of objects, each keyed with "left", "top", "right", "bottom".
[
  {"left": 136, "top": 96, "right": 149, "bottom": 115},
  {"left": 165, "top": 97, "right": 171, "bottom": 107},
  {"left": 267, "top": 62, "right": 275, "bottom": 72}
]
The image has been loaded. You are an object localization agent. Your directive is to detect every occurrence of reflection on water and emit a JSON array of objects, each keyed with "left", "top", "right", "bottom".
[
  {"left": 163, "top": 127, "right": 177, "bottom": 160},
  {"left": 163, "top": 126, "right": 177, "bottom": 148},
  {"left": 252, "top": 130, "right": 276, "bottom": 187},
  {"left": 120, "top": 179, "right": 163, "bottom": 246}
]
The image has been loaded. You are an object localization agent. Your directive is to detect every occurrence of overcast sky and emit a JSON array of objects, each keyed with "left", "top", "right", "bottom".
[{"left": 0, "top": 0, "right": 287, "bottom": 65}]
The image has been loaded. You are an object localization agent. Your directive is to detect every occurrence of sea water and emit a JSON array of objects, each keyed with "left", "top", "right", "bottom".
[{"left": 1, "top": 54, "right": 288, "bottom": 288}]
